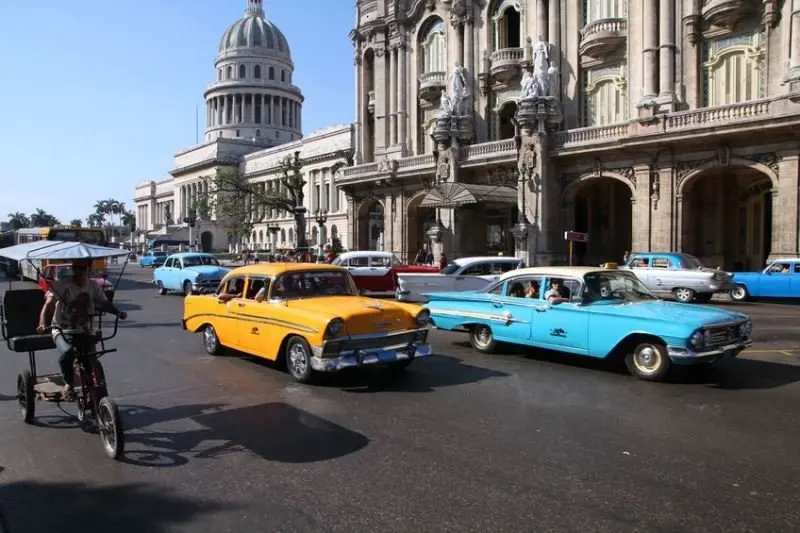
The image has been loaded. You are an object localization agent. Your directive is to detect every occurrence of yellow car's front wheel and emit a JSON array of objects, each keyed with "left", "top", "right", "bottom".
[{"left": 285, "top": 336, "right": 314, "bottom": 383}]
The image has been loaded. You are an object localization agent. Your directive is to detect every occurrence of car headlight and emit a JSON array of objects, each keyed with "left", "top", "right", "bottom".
[
  {"left": 739, "top": 320, "right": 752, "bottom": 337},
  {"left": 690, "top": 330, "right": 704, "bottom": 348},
  {"left": 416, "top": 309, "right": 430, "bottom": 327},
  {"left": 325, "top": 318, "right": 345, "bottom": 338}
]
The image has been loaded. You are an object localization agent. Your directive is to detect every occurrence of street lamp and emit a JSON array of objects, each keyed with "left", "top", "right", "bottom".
[
  {"left": 267, "top": 225, "right": 279, "bottom": 255},
  {"left": 183, "top": 209, "right": 197, "bottom": 251},
  {"left": 314, "top": 208, "right": 328, "bottom": 261}
]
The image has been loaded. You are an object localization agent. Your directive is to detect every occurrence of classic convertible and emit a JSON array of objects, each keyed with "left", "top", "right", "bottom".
[
  {"left": 154, "top": 252, "right": 230, "bottom": 295},
  {"left": 332, "top": 251, "right": 439, "bottom": 293},
  {"left": 182, "top": 263, "right": 432, "bottom": 383},
  {"left": 730, "top": 257, "right": 800, "bottom": 301},
  {"left": 424, "top": 265, "right": 752, "bottom": 382},
  {"left": 396, "top": 256, "right": 524, "bottom": 302}
]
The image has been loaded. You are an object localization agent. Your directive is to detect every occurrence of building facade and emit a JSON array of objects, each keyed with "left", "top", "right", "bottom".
[
  {"left": 133, "top": 0, "right": 352, "bottom": 252},
  {"left": 342, "top": 0, "right": 800, "bottom": 269}
]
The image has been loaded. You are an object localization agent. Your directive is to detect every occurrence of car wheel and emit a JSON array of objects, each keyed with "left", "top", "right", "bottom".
[
  {"left": 285, "top": 336, "right": 314, "bottom": 383},
  {"left": 202, "top": 325, "right": 225, "bottom": 356},
  {"left": 673, "top": 287, "right": 695, "bottom": 303},
  {"left": 625, "top": 342, "right": 671, "bottom": 381},
  {"left": 183, "top": 280, "right": 193, "bottom": 296},
  {"left": 469, "top": 325, "right": 497, "bottom": 354},
  {"left": 730, "top": 284, "right": 749, "bottom": 302},
  {"left": 156, "top": 281, "right": 167, "bottom": 295}
]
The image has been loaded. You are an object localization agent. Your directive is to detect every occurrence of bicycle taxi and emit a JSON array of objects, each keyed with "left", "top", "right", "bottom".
[{"left": 0, "top": 240, "right": 131, "bottom": 459}]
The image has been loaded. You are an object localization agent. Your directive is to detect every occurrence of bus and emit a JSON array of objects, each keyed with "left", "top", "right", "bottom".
[{"left": 14, "top": 226, "right": 109, "bottom": 281}]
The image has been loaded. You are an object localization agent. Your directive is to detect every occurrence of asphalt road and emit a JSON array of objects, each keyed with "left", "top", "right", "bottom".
[{"left": 0, "top": 266, "right": 798, "bottom": 533}]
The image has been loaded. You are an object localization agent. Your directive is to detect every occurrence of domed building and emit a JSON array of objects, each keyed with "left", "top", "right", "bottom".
[{"left": 134, "top": 0, "right": 352, "bottom": 254}]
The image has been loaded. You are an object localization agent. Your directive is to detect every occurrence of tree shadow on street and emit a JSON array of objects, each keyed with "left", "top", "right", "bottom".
[
  {"left": 671, "top": 357, "right": 800, "bottom": 390},
  {"left": 0, "top": 480, "right": 232, "bottom": 533},
  {"left": 117, "top": 402, "right": 370, "bottom": 468}
]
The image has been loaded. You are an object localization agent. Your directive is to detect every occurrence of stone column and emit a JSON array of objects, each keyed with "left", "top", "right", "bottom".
[
  {"left": 657, "top": 0, "right": 676, "bottom": 110},
  {"left": 548, "top": 0, "right": 561, "bottom": 69},
  {"left": 355, "top": 55, "right": 363, "bottom": 160},
  {"left": 398, "top": 44, "right": 407, "bottom": 149},
  {"left": 374, "top": 44, "right": 388, "bottom": 151},
  {"left": 632, "top": 166, "right": 652, "bottom": 252},
  {"left": 390, "top": 47, "right": 398, "bottom": 145},
  {"left": 785, "top": 0, "right": 800, "bottom": 84},
  {"left": 536, "top": 0, "right": 548, "bottom": 40},
  {"left": 769, "top": 153, "right": 800, "bottom": 258},
  {"left": 250, "top": 94, "right": 256, "bottom": 123},
  {"left": 649, "top": 167, "right": 676, "bottom": 252},
  {"left": 640, "top": 0, "right": 659, "bottom": 104},
  {"left": 464, "top": 18, "right": 475, "bottom": 118}
]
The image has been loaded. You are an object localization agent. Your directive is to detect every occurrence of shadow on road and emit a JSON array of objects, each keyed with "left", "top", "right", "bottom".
[
  {"left": 121, "top": 321, "right": 181, "bottom": 329},
  {"left": 119, "top": 402, "right": 369, "bottom": 468},
  {"left": 115, "top": 278, "right": 156, "bottom": 291},
  {"left": 337, "top": 354, "right": 509, "bottom": 393},
  {"left": 0, "top": 480, "right": 230, "bottom": 533},
  {"left": 673, "top": 357, "right": 800, "bottom": 390}
]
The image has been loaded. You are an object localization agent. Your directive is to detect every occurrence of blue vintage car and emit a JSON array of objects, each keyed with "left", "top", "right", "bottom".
[
  {"left": 153, "top": 253, "right": 230, "bottom": 295},
  {"left": 424, "top": 266, "right": 753, "bottom": 381},
  {"left": 730, "top": 258, "right": 800, "bottom": 301},
  {"left": 139, "top": 250, "right": 168, "bottom": 268}
]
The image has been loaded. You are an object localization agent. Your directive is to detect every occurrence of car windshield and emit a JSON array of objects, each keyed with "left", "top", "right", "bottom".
[
  {"left": 271, "top": 270, "right": 356, "bottom": 299},
  {"left": 678, "top": 254, "right": 703, "bottom": 269},
  {"left": 441, "top": 264, "right": 460, "bottom": 275},
  {"left": 182, "top": 255, "right": 220, "bottom": 267},
  {"left": 153, "top": 251, "right": 167, "bottom": 257},
  {"left": 582, "top": 271, "right": 657, "bottom": 304}
]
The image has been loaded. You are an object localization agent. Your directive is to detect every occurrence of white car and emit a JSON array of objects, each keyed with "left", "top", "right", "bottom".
[{"left": 396, "top": 256, "right": 524, "bottom": 302}]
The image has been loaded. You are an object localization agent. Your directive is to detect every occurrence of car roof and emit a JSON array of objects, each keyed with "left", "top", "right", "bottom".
[
  {"left": 454, "top": 256, "right": 522, "bottom": 266},
  {"left": 224, "top": 262, "right": 347, "bottom": 278},
  {"left": 168, "top": 252, "right": 213, "bottom": 259},
  {"left": 629, "top": 252, "right": 689, "bottom": 257},
  {"left": 500, "top": 266, "right": 619, "bottom": 280},
  {"left": 338, "top": 251, "right": 393, "bottom": 259},
  {"left": 769, "top": 257, "right": 799, "bottom": 262}
]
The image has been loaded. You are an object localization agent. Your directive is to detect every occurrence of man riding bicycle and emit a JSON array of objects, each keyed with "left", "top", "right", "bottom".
[{"left": 36, "top": 259, "right": 127, "bottom": 396}]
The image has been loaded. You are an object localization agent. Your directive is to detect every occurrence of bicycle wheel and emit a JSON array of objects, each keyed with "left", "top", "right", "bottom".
[{"left": 97, "top": 397, "right": 124, "bottom": 460}]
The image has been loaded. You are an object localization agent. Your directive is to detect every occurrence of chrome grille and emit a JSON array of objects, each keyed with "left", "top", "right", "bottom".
[
  {"left": 347, "top": 331, "right": 417, "bottom": 350},
  {"left": 705, "top": 324, "right": 742, "bottom": 346}
]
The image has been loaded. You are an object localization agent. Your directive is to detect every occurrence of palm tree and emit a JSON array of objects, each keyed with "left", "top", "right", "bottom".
[
  {"left": 30, "top": 209, "right": 59, "bottom": 227},
  {"left": 69, "top": 219, "right": 83, "bottom": 227},
  {"left": 121, "top": 210, "right": 135, "bottom": 230},
  {"left": 87, "top": 213, "right": 104, "bottom": 228},
  {"left": 8, "top": 212, "right": 30, "bottom": 230}
]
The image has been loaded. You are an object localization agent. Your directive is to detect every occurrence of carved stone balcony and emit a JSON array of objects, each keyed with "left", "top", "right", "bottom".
[
  {"left": 579, "top": 18, "right": 627, "bottom": 59},
  {"left": 490, "top": 47, "right": 524, "bottom": 85},
  {"left": 702, "top": 0, "right": 754, "bottom": 29},
  {"left": 367, "top": 90, "right": 375, "bottom": 115},
  {"left": 418, "top": 71, "right": 446, "bottom": 105}
]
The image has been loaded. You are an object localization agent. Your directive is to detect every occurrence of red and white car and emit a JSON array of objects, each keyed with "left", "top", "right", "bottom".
[
  {"left": 38, "top": 264, "right": 113, "bottom": 295},
  {"left": 332, "top": 251, "right": 439, "bottom": 293}
]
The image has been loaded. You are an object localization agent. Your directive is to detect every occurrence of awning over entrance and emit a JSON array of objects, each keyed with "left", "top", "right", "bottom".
[{"left": 419, "top": 182, "right": 518, "bottom": 208}]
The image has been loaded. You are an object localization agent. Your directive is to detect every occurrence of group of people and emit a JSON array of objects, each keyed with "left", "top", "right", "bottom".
[
  {"left": 506, "top": 278, "right": 570, "bottom": 304},
  {"left": 413, "top": 249, "right": 448, "bottom": 270}
]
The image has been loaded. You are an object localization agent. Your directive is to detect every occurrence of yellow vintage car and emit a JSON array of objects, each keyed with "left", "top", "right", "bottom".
[{"left": 182, "top": 263, "right": 432, "bottom": 383}]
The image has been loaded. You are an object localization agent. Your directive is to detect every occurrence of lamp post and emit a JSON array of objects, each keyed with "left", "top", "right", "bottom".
[
  {"left": 314, "top": 208, "right": 328, "bottom": 261},
  {"left": 267, "top": 225, "right": 279, "bottom": 255},
  {"left": 183, "top": 210, "right": 197, "bottom": 251}
]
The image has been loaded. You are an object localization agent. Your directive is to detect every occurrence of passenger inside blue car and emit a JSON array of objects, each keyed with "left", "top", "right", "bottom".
[
  {"left": 545, "top": 278, "right": 570, "bottom": 304},
  {"left": 507, "top": 282, "right": 525, "bottom": 297},
  {"left": 524, "top": 280, "right": 540, "bottom": 298}
]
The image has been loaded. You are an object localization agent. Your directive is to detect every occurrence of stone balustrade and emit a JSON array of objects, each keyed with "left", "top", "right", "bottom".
[
  {"left": 552, "top": 124, "right": 629, "bottom": 149},
  {"left": 665, "top": 99, "right": 771, "bottom": 130},
  {"left": 580, "top": 17, "right": 627, "bottom": 39}
]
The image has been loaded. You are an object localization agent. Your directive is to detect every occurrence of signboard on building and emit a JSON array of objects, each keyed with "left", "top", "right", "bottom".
[{"left": 564, "top": 231, "right": 589, "bottom": 243}]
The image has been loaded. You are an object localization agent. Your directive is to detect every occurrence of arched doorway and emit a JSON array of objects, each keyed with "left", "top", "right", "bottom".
[
  {"left": 566, "top": 177, "right": 633, "bottom": 265},
  {"left": 357, "top": 199, "right": 384, "bottom": 250},
  {"left": 200, "top": 231, "right": 213, "bottom": 253},
  {"left": 497, "top": 101, "right": 517, "bottom": 139},
  {"left": 407, "top": 194, "right": 436, "bottom": 260},
  {"left": 681, "top": 166, "right": 773, "bottom": 271}
]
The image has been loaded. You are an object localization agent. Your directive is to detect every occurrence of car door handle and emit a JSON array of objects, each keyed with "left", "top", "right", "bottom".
[
  {"left": 237, "top": 302, "right": 245, "bottom": 307},
  {"left": 492, "top": 303, "right": 503, "bottom": 308},
  {"left": 534, "top": 305, "right": 548, "bottom": 312}
]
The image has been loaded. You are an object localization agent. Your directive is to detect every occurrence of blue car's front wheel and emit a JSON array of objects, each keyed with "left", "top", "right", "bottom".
[
  {"left": 625, "top": 342, "right": 670, "bottom": 381},
  {"left": 469, "top": 325, "right": 497, "bottom": 354},
  {"left": 730, "top": 284, "right": 749, "bottom": 302}
]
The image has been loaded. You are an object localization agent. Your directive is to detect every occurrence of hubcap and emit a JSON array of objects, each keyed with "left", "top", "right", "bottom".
[
  {"left": 288, "top": 344, "right": 308, "bottom": 377},
  {"left": 475, "top": 326, "right": 491, "bottom": 347},
  {"left": 633, "top": 344, "right": 661, "bottom": 374},
  {"left": 99, "top": 405, "right": 116, "bottom": 454},
  {"left": 732, "top": 287, "right": 745, "bottom": 299},
  {"left": 676, "top": 289, "right": 691, "bottom": 301},
  {"left": 203, "top": 328, "right": 216, "bottom": 351}
]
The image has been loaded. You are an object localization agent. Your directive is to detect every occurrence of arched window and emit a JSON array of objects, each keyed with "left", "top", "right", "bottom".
[
  {"left": 492, "top": 0, "right": 521, "bottom": 49},
  {"left": 583, "top": 0, "right": 627, "bottom": 25},
  {"left": 226, "top": 66, "right": 232, "bottom": 79},
  {"left": 288, "top": 228, "right": 294, "bottom": 243},
  {"left": 217, "top": 68, "right": 222, "bottom": 80},
  {"left": 238, "top": 64, "right": 246, "bottom": 79},
  {"left": 256, "top": 129, "right": 261, "bottom": 137},
  {"left": 254, "top": 65, "right": 261, "bottom": 79},
  {"left": 268, "top": 66, "right": 275, "bottom": 80},
  {"left": 236, "top": 130, "right": 240, "bottom": 137},
  {"left": 311, "top": 226, "right": 318, "bottom": 245},
  {"left": 702, "top": 31, "right": 765, "bottom": 107},
  {"left": 280, "top": 70, "right": 285, "bottom": 82},
  {"left": 331, "top": 225, "right": 338, "bottom": 240},
  {"left": 582, "top": 64, "right": 628, "bottom": 126},
  {"left": 280, "top": 229, "right": 286, "bottom": 242},
  {"left": 422, "top": 19, "right": 446, "bottom": 73}
]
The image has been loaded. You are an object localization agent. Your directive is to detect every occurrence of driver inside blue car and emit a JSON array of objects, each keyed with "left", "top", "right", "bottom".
[{"left": 36, "top": 259, "right": 127, "bottom": 397}]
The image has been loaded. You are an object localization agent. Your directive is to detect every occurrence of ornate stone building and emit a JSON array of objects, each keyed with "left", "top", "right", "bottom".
[
  {"left": 134, "top": 0, "right": 352, "bottom": 252},
  {"left": 342, "top": 0, "right": 800, "bottom": 270}
]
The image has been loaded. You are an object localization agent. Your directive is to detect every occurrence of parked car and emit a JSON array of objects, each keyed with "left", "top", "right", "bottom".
[
  {"left": 729, "top": 257, "right": 800, "bottom": 301},
  {"left": 424, "top": 265, "right": 752, "bottom": 381},
  {"left": 38, "top": 264, "right": 113, "bottom": 297},
  {"left": 182, "top": 263, "right": 432, "bottom": 383},
  {"left": 620, "top": 252, "right": 733, "bottom": 303},
  {"left": 332, "top": 251, "right": 439, "bottom": 293},
  {"left": 139, "top": 250, "right": 168, "bottom": 268},
  {"left": 154, "top": 253, "right": 230, "bottom": 295},
  {"left": 396, "top": 256, "right": 524, "bottom": 302}
]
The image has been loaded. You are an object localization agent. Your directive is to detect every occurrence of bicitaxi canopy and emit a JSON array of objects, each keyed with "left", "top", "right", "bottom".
[{"left": 0, "top": 240, "right": 131, "bottom": 262}]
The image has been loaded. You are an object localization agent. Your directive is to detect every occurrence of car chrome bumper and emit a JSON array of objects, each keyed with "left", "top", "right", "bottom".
[
  {"left": 191, "top": 284, "right": 218, "bottom": 294},
  {"left": 667, "top": 339, "right": 752, "bottom": 363},
  {"left": 310, "top": 328, "right": 432, "bottom": 372}
]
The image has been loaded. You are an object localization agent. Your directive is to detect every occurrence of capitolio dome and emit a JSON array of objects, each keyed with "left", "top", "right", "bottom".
[{"left": 218, "top": 0, "right": 291, "bottom": 60}]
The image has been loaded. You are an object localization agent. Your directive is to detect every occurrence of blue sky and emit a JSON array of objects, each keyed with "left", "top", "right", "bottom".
[{"left": 0, "top": 0, "right": 354, "bottom": 224}]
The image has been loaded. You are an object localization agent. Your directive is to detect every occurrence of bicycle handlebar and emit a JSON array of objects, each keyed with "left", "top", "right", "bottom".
[{"left": 42, "top": 313, "right": 120, "bottom": 341}]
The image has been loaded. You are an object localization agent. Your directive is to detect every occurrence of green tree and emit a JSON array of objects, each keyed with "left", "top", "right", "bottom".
[
  {"left": 86, "top": 213, "right": 104, "bottom": 228},
  {"left": 200, "top": 152, "right": 308, "bottom": 248},
  {"left": 7, "top": 212, "right": 30, "bottom": 230},
  {"left": 121, "top": 210, "right": 135, "bottom": 232},
  {"left": 69, "top": 219, "right": 83, "bottom": 227},
  {"left": 30, "top": 209, "right": 59, "bottom": 226}
]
